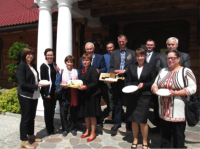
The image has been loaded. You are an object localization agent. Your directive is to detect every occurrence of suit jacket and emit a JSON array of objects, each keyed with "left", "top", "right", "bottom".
[
  {"left": 148, "top": 51, "right": 160, "bottom": 74},
  {"left": 109, "top": 48, "right": 136, "bottom": 76},
  {"left": 126, "top": 62, "right": 156, "bottom": 95},
  {"left": 148, "top": 51, "right": 160, "bottom": 66},
  {"left": 80, "top": 53, "right": 107, "bottom": 73},
  {"left": 78, "top": 66, "right": 101, "bottom": 98},
  {"left": 155, "top": 51, "right": 191, "bottom": 73},
  {"left": 16, "top": 62, "right": 39, "bottom": 98}
]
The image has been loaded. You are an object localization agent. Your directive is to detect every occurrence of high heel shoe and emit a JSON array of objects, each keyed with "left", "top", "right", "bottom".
[
  {"left": 81, "top": 133, "right": 90, "bottom": 138},
  {"left": 131, "top": 143, "right": 138, "bottom": 149},
  {"left": 20, "top": 141, "right": 35, "bottom": 149},
  {"left": 142, "top": 144, "right": 148, "bottom": 149},
  {"left": 87, "top": 134, "right": 96, "bottom": 142}
]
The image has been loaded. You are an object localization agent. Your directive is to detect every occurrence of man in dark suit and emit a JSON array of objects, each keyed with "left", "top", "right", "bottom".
[
  {"left": 80, "top": 42, "right": 107, "bottom": 73},
  {"left": 80, "top": 42, "right": 107, "bottom": 125},
  {"left": 109, "top": 35, "right": 136, "bottom": 131},
  {"left": 155, "top": 37, "right": 191, "bottom": 73},
  {"left": 145, "top": 39, "right": 161, "bottom": 132}
]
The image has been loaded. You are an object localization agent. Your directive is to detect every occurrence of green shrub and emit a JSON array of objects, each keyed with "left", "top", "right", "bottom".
[
  {"left": 7, "top": 42, "right": 28, "bottom": 83},
  {"left": 8, "top": 42, "right": 28, "bottom": 61},
  {"left": 0, "top": 87, "right": 21, "bottom": 114}
]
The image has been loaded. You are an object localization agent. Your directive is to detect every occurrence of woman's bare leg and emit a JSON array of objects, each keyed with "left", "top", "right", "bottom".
[
  {"left": 132, "top": 122, "right": 139, "bottom": 147},
  {"left": 140, "top": 123, "right": 148, "bottom": 148},
  {"left": 83, "top": 117, "right": 90, "bottom": 135},
  {"left": 89, "top": 117, "right": 96, "bottom": 139}
]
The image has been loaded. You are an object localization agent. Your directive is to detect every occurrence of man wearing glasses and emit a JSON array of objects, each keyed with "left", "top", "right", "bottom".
[{"left": 155, "top": 37, "right": 191, "bottom": 72}]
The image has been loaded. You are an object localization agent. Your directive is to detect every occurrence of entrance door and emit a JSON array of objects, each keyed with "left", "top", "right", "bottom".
[{"left": 124, "top": 20, "right": 190, "bottom": 53}]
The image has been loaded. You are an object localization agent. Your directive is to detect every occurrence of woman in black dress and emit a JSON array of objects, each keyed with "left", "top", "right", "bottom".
[
  {"left": 126, "top": 48, "right": 155, "bottom": 149},
  {"left": 78, "top": 53, "right": 101, "bottom": 142},
  {"left": 40, "top": 48, "right": 60, "bottom": 135}
]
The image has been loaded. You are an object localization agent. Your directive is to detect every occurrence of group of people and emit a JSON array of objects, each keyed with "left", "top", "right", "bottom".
[{"left": 16, "top": 35, "right": 197, "bottom": 149}]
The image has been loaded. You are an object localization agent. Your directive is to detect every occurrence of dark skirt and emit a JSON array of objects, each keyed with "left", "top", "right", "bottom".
[
  {"left": 78, "top": 94, "right": 101, "bottom": 118},
  {"left": 127, "top": 94, "right": 151, "bottom": 124}
]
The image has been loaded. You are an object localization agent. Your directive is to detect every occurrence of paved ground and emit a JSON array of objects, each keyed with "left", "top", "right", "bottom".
[{"left": 0, "top": 109, "right": 200, "bottom": 149}]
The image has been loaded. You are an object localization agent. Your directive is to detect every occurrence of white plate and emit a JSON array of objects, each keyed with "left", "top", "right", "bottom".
[
  {"left": 122, "top": 85, "right": 138, "bottom": 93},
  {"left": 39, "top": 80, "right": 51, "bottom": 85},
  {"left": 156, "top": 89, "right": 171, "bottom": 96}
]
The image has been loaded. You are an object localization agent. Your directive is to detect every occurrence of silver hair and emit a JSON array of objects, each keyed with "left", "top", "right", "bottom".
[
  {"left": 166, "top": 37, "right": 179, "bottom": 44},
  {"left": 85, "top": 42, "right": 95, "bottom": 49}
]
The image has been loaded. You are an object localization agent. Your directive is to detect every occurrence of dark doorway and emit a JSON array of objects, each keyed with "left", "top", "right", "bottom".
[{"left": 124, "top": 20, "right": 190, "bottom": 53}]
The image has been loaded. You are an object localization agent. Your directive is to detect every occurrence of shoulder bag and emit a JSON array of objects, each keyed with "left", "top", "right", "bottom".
[{"left": 182, "top": 67, "right": 200, "bottom": 127}]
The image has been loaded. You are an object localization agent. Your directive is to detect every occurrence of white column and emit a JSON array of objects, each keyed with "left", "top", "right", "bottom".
[
  {"left": 56, "top": 0, "right": 73, "bottom": 69},
  {"left": 36, "top": 1, "right": 54, "bottom": 116}
]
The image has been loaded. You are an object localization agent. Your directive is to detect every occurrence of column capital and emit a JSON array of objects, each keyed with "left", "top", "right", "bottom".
[
  {"left": 57, "top": 0, "right": 74, "bottom": 9},
  {"left": 35, "top": 0, "right": 56, "bottom": 11}
]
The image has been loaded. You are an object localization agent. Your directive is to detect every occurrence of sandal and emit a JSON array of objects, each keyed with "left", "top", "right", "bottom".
[
  {"left": 131, "top": 143, "right": 138, "bottom": 149},
  {"left": 142, "top": 144, "right": 148, "bottom": 149}
]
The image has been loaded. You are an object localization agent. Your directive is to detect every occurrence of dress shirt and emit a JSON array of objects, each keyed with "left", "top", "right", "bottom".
[
  {"left": 146, "top": 51, "right": 153, "bottom": 63},
  {"left": 104, "top": 53, "right": 111, "bottom": 73},
  {"left": 91, "top": 53, "right": 95, "bottom": 65},
  {"left": 120, "top": 48, "right": 127, "bottom": 70}
]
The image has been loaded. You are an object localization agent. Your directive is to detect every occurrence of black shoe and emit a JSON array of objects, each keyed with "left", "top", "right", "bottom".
[
  {"left": 111, "top": 125, "right": 121, "bottom": 131},
  {"left": 71, "top": 130, "right": 77, "bottom": 136},
  {"left": 131, "top": 143, "right": 138, "bottom": 149},
  {"left": 62, "top": 131, "right": 68, "bottom": 137},
  {"left": 47, "top": 130, "right": 56, "bottom": 135}
]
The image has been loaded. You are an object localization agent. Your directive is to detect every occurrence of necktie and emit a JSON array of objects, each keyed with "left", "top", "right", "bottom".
[{"left": 146, "top": 53, "right": 150, "bottom": 63}]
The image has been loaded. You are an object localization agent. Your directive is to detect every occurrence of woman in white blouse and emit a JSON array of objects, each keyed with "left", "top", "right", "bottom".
[
  {"left": 151, "top": 51, "right": 197, "bottom": 148},
  {"left": 16, "top": 47, "right": 48, "bottom": 148},
  {"left": 126, "top": 48, "right": 156, "bottom": 149}
]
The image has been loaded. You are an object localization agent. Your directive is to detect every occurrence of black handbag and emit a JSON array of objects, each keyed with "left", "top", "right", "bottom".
[{"left": 182, "top": 67, "right": 200, "bottom": 127}]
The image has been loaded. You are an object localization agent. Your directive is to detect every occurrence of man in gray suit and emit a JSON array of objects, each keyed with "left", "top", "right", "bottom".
[
  {"left": 109, "top": 35, "right": 136, "bottom": 131},
  {"left": 156, "top": 37, "right": 191, "bottom": 72}
]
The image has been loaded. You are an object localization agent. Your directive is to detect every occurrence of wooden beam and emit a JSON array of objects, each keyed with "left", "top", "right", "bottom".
[
  {"left": 79, "top": 0, "right": 199, "bottom": 10},
  {"left": 100, "top": 9, "right": 199, "bottom": 23},
  {"left": 90, "top": 0, "right": 198, "bottom": 17}
]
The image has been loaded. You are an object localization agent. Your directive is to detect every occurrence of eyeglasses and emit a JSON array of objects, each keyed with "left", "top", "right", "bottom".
[
  {"left": 166, "top": 57, "right": 178, "bottom": 60},
  {"left": 46, "top": 55, "right": 54, "bottom": 57}
]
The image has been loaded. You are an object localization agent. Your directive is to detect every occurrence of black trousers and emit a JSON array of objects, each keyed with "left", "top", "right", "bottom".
[
  {"left": 59, "top": 100, "right": 77, "bottom": 132},
  {"left": 42, "top": 93, "right": 56, "bottom": 134},
  {"left": 161, "top": 119, "right": 186, "bottom": 148},
  {"left": 18, "top": 94, "right": 38, "bottom": 141},
  {"left": 112, "top": 80, "right": 125, "bottom": 125},
  {"left": 153, "top": 94, "right": 160, "bottom": 128},
  {"left": 104, "top": 81, "right": 113, "bottom": 115}
]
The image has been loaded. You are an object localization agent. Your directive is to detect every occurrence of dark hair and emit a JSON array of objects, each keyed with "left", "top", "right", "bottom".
[
  {"left": 118, "top": 34, "right": 127, "bottom": 39},
  {"left": 64, "top": 55, "right": 75, "bottom": 63},
  {"left": 44, "top": 48, "right": 55, "bottom": 60},
  {"left": 146, "top": 39, "right": 155, "bottom": 44},
  {"left": 167, "top": 51, "right": 180, "bottom": 57},
  {"left": 106, "top": 41, "right": 115, "bottom": 47},
  {"left": 21, "top": 47, "right": 35, "bottom": 63},
  {"left": 135, "top": 48, "right": 147, "bottom": 57},
  {"left": 82, "top": 53, "right": 92, "bottom": 61}
]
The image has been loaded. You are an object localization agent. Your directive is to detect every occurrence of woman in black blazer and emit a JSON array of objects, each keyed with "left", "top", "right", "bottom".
[
  {"left": 78, "top": 53, "right": 101, "bottom": 142},
  {"left": 40, "top": 48, "right": 59, "bottom": 135},
  {"left": 16, "top": 47, "right": 48, "bottom": 148},
  {"left": 126, "top": 48, "right": 156, "bottom": 149}
]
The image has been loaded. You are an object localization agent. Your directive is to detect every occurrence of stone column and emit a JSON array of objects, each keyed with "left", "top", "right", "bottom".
[
  {"left": 36, "top": 0, "right": 55, "bottom": 116},
  {"left": 56, "top": 0, "right": 74, "bottom": 69}
]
